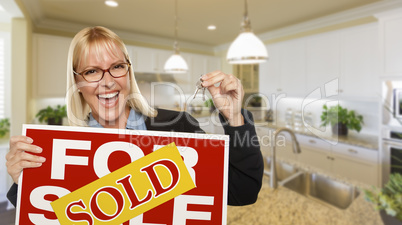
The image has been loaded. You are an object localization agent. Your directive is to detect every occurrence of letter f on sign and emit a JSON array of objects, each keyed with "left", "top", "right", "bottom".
[{"left": 51, "top": 139, "right": 91, "bottom": 180}]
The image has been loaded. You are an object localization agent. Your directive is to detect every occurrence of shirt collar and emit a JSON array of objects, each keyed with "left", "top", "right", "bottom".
[{"left": 88, "top": 108, "right": 147, "bottom": 130}]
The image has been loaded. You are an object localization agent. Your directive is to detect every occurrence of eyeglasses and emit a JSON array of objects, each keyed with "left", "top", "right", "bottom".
[{"left": 73, "top": 62, "right": 131, "bottom": 82}]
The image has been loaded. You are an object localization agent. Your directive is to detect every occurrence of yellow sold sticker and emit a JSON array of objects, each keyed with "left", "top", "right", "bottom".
[{"left": 51, "top": 142, "right": 196, "bottom": 225}]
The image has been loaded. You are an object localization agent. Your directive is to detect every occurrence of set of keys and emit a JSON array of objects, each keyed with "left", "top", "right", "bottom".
[{"left": 192, "top": 76, "right": 206, "bottom": 101}]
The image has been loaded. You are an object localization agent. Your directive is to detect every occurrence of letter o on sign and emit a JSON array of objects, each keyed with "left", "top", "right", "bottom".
[{"left": 90, "top": 187, "right": 124, "bottom": 221}]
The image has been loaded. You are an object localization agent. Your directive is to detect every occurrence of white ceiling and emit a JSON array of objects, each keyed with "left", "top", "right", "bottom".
[{"left": 4, "top": 0, "right": 401, "bottom": 49}]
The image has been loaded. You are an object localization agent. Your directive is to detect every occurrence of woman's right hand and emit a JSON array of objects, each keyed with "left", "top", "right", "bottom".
[{"left": 6, "top": 136, "right": 46, "bottom": 184}]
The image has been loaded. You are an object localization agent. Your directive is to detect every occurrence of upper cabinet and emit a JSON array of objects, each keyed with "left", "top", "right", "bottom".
[
  {"left": 128, "top": 46, "right": 171, "bottom": 74},
  {"left": 259, "top": 39, "right": 306, "bottom": 97},
  {"left": 32, "top": 34, "right": 221, "bottom": 98},
  {"left": 260, "top": 23, "right": 380, "bottom": 101},
  {"left": 339, "top": 24, "right": 380, "bottom": 99},
  {"left": 376, "top": 9, "right": 402, "bottom": 77},
  {"left": 305, "top": 31, "right": 339, "bottom": 93},
  {"left": 33, "top": 34, "right": 72, "bottom": 98}
]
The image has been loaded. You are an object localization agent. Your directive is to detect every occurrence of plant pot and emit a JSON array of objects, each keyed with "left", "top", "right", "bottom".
[
  {"left": 332, "top": 122, "right": 348, "bottom": 136},
  {"left": 250, "top": 102, "right": 261, "bottom": 107},
  {"left": 380, "top": 210, "right": 402, "bottom": 225},
  {"left": 47, "top": 118, "right": 62, "bottom": 125}
]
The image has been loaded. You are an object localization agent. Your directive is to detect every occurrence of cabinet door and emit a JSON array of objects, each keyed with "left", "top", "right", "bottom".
[
  {"left": 331, "top": 142, "right": 379, "bottom": 186},
  {"left": 33, "top": 34, "right": 71, "bottom": 97},
  {"left": 339, "top": 24, "right": 380, "bottom": 99},
  {"left": 381, "top": 13, "right": 402, "bottom": 75},
  {"left": 298, "top": 147, "right": 331, "bottom": 172},
  {"left": 154, "top": 49, "right": 171, "bottom": 73},
  {"left": 332, "top": 153, "right": 379, "bottom": 186},
  {"left": 259, "top": 43, "right": 281, "bottom": 96},
  {"left": 280, "top": 38, "right": 306, "bottom": 96},
  {"left": 296, "top": 134, "right": 332, "bottom": 172},
  {"left": 206, "top": 56, "right": 221, "bottom": 73},
  {"left": 306, "top": 31, "right": 339, "bottom": 93},
  {"left": 132, "top": 46, "right": 154, "bottom": 73}
]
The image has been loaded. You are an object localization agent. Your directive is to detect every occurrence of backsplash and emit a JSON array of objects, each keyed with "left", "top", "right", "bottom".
[{"left": 271, "top": 97, "right": 379, "bottom": 136}]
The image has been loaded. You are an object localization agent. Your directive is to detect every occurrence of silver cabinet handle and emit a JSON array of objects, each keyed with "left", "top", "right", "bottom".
[{"left": 348, "top": 149, "right": 358, "bottom": 154}]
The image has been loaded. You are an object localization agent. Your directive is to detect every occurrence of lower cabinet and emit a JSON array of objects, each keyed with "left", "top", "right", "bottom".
[
  {"left": 331, "top": 153, "right": 379, "bottom": 186},
  {"left": 298, "top": 146, "right": 332, "bottom": 172},
  {"left": 254, "top": 127, "right": 380, "bottom": 186},
  {"left": 296, "top": 133, "right": 379, "bottom": 186}
]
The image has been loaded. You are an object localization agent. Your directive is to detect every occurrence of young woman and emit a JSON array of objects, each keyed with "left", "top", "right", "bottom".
[{"left": 6, "top": 26, "right": 263, "bottom": 207}]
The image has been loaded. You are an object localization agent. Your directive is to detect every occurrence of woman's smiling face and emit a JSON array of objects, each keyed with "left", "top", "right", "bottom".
[{"left": 75, "top": 43, "right": 131, "bottom": 128}]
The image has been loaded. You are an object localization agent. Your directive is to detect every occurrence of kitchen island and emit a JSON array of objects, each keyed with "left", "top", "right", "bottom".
[{"left": 227, "top": 177, "right": 383, "bottom": 225}]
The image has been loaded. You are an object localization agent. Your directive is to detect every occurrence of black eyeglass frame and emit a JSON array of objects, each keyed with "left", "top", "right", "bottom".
[{"left": 73, "top": 61, "right": 132, "bottom": 83}]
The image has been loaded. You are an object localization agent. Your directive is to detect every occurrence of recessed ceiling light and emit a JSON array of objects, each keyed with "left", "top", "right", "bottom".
[
  {"left": 207, "top": 25, "right": 216, "bottom": 30},
  {"left": 105, "top": 0, "right": 118, "bottom": 7}
]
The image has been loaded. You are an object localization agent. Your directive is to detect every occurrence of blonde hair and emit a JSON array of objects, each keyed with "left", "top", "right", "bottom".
[{"left": 66, "top": 26, "right": 157, "bottom": 126}]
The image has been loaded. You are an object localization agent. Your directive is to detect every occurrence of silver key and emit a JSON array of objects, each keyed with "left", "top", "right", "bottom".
[{"left": 192, "top": 76, "right": 206, "bottom": 101}]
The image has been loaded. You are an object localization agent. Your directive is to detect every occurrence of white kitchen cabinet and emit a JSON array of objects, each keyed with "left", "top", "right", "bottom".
[
  {"left": 331, "top": 142, "right": 379, "bottom": 186},
  {"left": 305, "top": 31, "right": 339, "bottom": 94},
  {"left": 295, "top": 133, "right": 379, "bottom": 186},
  {"left": 259, "top": 43, "right": 281, "bottom": 96},
  {"left": 130, "top": 46, "right": 171, "bottom": 74},
  {"left": 332, "top": 153, "right": 379, "bottom": 186},
  {"left": 260, "top": 40, "right": 306, "bottom": 97},
  {"left": 279, "top": 38, "right": 306, "bottom": 97},
  {"left": 376, "top": 8, "right": 402, "bottom": 76},
  {"left": 339, "top": 24, "right": 380, "bottom": 99},
  {"left": 33, "top": 34, "right": 72, "bottom": 97},
  {"left": 296, "top": 134, "right": 332, "bottom": 171}
]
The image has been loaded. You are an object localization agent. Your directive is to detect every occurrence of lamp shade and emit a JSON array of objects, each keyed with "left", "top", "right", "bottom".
[
  {"left": 226, "top": 31, "right": 268, "bottom": 64},
  {"left": 164, "top": 53, "right": 188, "bottom": 73}
]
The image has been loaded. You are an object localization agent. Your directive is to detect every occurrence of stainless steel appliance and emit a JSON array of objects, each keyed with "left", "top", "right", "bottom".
[{"left": 382, "top": 127, "right": 402, "bottom": 185}]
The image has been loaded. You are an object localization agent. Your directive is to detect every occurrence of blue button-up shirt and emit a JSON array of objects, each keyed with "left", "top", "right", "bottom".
[{"left": 88, "top": 109, "right": 147, "bottom": 130}]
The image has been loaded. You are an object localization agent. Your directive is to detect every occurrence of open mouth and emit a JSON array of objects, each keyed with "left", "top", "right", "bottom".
[{"left": 97, "top": 91, "right": 119, "bottom": 107}]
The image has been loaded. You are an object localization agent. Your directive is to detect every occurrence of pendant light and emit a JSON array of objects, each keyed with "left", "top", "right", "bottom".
[
  {"left": 227, "top": 0, "right": 268, "bottom": 64},
  {"left": 164, "top": 0, "right": 188, "bottom": 73}
]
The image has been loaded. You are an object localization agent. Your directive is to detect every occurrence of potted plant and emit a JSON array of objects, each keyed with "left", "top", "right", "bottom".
[
  {"left": 364, "top": 173, "right": 402, "bottom": 224},
  {"left": 204, "top": 98, "right": 216, "bottom": 113},
  {"left": 320, "top": 104, "right": 364, "bottom": 136},
  {"left": 0, "top": 118, "right": 10, "bottom": 138},
  {"left": 36, "top": 105, "right": 67, "bottom": 125},
  {"left": 249, "top": 95, "right": 262, "bottom": 107}
]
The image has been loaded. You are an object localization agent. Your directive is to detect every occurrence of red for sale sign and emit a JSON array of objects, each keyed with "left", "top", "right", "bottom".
[{"left": 16, "top": 124, "right": 229, "bottom": 225}]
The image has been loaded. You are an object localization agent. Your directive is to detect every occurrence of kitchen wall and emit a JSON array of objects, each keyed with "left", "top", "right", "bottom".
[{"left": 271, "top": 97, "right": 379, "bottom": 136}]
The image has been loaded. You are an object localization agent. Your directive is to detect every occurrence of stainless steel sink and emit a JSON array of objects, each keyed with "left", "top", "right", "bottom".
[
  {"left": 264, "top": 157, "right": 300, "bottom": 182},
  {"left": 283, "top": 172, "right": 360, "bottom": 209}
]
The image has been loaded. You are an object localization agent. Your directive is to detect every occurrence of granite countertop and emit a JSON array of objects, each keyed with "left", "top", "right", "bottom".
[
  {"left": 227, "top": 177, "right": 383, "bottom": 225},
  {"left": 189, "top": 110, "right": 379, "bottom": 150},
  {"left": 254, "top": 121, "right": 379, "bottom": 150}
]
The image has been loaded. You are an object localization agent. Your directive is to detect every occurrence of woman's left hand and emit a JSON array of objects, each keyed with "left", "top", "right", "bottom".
[{"left": 201, "top": 70, "right": 244, "bottom": 126}]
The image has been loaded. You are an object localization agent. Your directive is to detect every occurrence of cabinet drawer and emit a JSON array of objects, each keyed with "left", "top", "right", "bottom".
[
  {"left": 331, "top": 143, "right": 378, "bottom": 163},
  {"left": 296, "top": 134, "right": 331, "bottom": 152}
]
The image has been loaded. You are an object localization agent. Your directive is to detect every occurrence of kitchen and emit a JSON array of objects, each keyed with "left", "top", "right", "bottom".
[{"left": 0, "top": 0, "right": 402, "bottom": 224}]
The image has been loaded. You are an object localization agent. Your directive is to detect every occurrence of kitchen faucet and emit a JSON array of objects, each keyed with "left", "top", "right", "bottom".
[{"left": 270, "top": 128, "right": 301, "bottom": 189}]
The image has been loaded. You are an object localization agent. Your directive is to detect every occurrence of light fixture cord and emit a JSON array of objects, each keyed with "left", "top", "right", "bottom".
[
  {"left": 241, "top": 0, "right": 252, "bottom": 32},
  {"left": 173, "top": 0, "right": 180, "bottom": 54}
]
